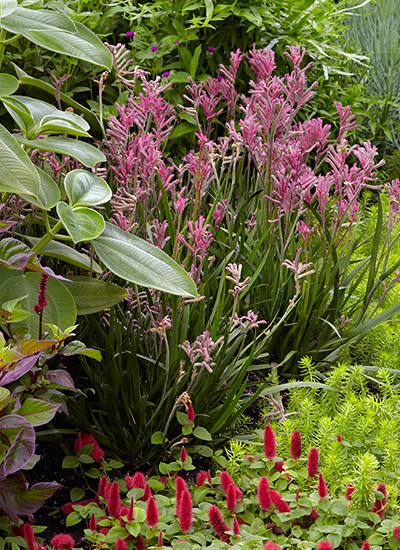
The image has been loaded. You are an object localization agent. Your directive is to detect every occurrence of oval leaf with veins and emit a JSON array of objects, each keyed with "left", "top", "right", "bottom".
[
  {"left": 56, "top": 202, "right": 105, "bottom": 243},
  {"left": 64, "top": 170, "right": 112, "bottom": 207}
]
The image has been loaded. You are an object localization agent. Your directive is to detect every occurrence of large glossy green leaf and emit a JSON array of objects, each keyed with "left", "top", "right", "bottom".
[
  {"left": 0, "top": 123, "right": 39, "bottom": 197},
  {"left": 16, "top": 136, "right": 105, "bottom": 168},
  {"left": 63, "top": 276, "right": 129, "bottom": 314},
  {"left": 93, "top": 222, "right": 198, "bottom": 297},
  {"left": 56, "top": 202, "right": 105, "bottom": 244},
  {"left": 64, "top": 170, "right": 112, "bottom": 207},
  {"left": 0, "top": 0, "right": 17, "bottom": 19},
  {"left": 0, "top": 73, "right": 19, "bottom": 96},
  {"left": 1, "top": 8, "right": 112, "bottom": 69},
  {"left": 19, "top": 167, "right": 60, "bottom": 210},
  {"left": 1, "top": 96, "right": 35, "bottom": 135},
  {"left": 0, "top": 268, "right": 76, "bottom": 334},
  {"left": 25, "top": 237, "right": 102, "bottom": 273}
]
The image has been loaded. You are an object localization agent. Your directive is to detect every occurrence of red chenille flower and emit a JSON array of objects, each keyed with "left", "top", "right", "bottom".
[
  {"left": 208, "top": 505, "right": 230, "bottom": 543},
  {"left": 22, "top": 524, "right": 36, "bottom": 550},
  {"left": 175, "top": 476, "right": 187, "bottom": 514},
  {"left": 264, "top": 425, "right": 276, "bottom": 460},
  {"left": 127, "top": 497, "right": 134, "bottom": 522},
  {"left": 393, "top": 527, "right": 400, "bottom": 541},
  {"left": 178, "top": 489, "right": 193, "bottom": 532},
  {"left": 371, "top": 483, "right": 387, "bottom": 518},
  {"left": 269, "top": 490, "right": 290, "bottom": 513},
  {"left": 361, "top": 542, "right": 372, "bottom": 550},
  {"left": 318, "top": 473, "right": 328, "bottom": 498},
  {"left": 220, "top": 471, "right": 235, "bottom": 493},
  {"left": 264, "top": 543, "right": 281, "bottom": 550},
  {"left": 226, "top": 483, "right": 237, "bottom": 511},
  {"left": 106, "top": 482, "right": 122, "bottom": 517},
  {"left": 187, "top": 403, "right": 195, "bottom": 421},
  {"left": 98, "top": 476, "right": 109, "bottom": 497},
  {"left": 89, "top": 513, "right": 97, "bottom": 531},
  {"left": 316, "top": 541, "right": 333, "bottom": 550},
  {"left": 196, "top": 471, "right": 207, "bottom": 486},
  {"left": 273, "top": 461, "right": 285, "bottom": 473},
  {"left": 180, "top": 446, "right": 187, "bottom": 464},
  {"left": 290, "top": 430, "right": 302, "bottom": 460},
  {"left": 115, "top": 538, "right": 128, "bottom": 550},
  {"left": 50, "top": 534, "right": 75, "bottom": 549},
  {"left": 232, "top": 516, "right": 240, "bottom": 536},
  {"left": 125, "top": 471, "right": 146, "bottom": 490},
  {"left": 307, "top": 447, "right": 319, "bottom": 478},
  {"left": 257, "top": 477, "right": 271, "bottom": 511},
  {"left": 345, "top": 483, "right": 355, "bottom": 500},
  {"left": 158, "top": 531, "right": 163, "bottom": 546},
  {"left": 146, "top": 496, "right": 159, "bottom": 528}
]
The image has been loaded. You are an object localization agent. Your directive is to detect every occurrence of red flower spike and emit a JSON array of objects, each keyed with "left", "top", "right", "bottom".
[
  {"left": 361, "top": 542, "right": 372, "bottom": 550},
  {"left": 318, "top": 473, "right": 328, "bottom": 498},
  {"left": 50, "top": 534, "right": 75, "bottom": 549},
  {"left": 207, "top": 470, "right": 212, "bottom": 484},
  {"left": 136, "top": 535, "right": 146, "bottom": 549},
  {"left": 208, "top": 504, "right": 231, "bottom": 543},
  {"left": 232, "top": 516, "right": 240, "bottom": 536},
  {"left": 115, "top": 538, "right": 128, "bottom": 550},
  {"left": 257, "top": 477, "right": 271, "bottom": 511},
  {"left": 290, "top": 430, "right": 302, "bottom": 460},
  {"left": 89, "top": 513, "right": 97, "bottom": 531},
  {"left": 74, "top": 432, "right": 82, "bottom": 454},
  {"left": 146, "top": 496, "right": 159, "bottom": 528},
  {"left": 187, "top": 403, "right": 195, "bottom": 421},
  {"left": 179, "top": 489, "right": 193, "bottom": 532},
  {"left": 273, "top": 461, "right": 285, "bottom": 473},
  {"left": 91, "top": 441, "right": 104, "bottom": 462},
  {"left": 22, "top": 524, "right": 36, "bottom": 550},
  {"left": 263, "top": 425, "right": 276, "bottom": 461},
  {"left": 393, "top": 527, "right": 400, "bottom": 541},
  {"left": 98, "top": 476, "right": 109, "bottom": 497},
  {"left": 175, "top": 476, "right": 187, "bottom": 514},
  {"left": 345, "top": 483, "right": 355, "bottom": 501},
  {"left": 180, "top": 446, "right": 187, "bottom": 464},
  {"left": 264, "top": 543, "right": 281, "bottom": 550},
  {"left": 158, "top": 531, "right": 163, "bottom": 547},
  {"left": 107, "top": 481, "right": 122, "bottom": 517},
  {"left": 306, "top": 509, "right": 318, "bottom": 522},
  {"left": 316, "top": 542, "right": 333, "bottom": 550},
  {"left": 220, "top": 471, "right": 235, "bottom": 493},
  {"left": 371, "top": 483, "right": 387, "bottom": 518},
  {"left": 269, "top": 490, "right": 291, "bottom": 513},
  {"left": 127, "top": 497, "right": 134, "bottom": 522},
  {"left": 337, "top": 434, "right": 342, "bottom": 442},
  {"left": 126, "top": 471, "right": 146, "bottom": 491},
  {"left": 226, "top": 483, "right": 237, "bottom": 511},
  {"left": 142, "top": 483, "right": 151, "bottom": 502},
  {"left": 196, "top": 471, "right": 207, "bottom": 486},
  {"left": 307, "top": 447, "right": 319, "bottom": 478}
]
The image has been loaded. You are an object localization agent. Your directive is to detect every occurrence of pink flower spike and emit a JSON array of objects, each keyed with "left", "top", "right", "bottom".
[
  {"left": 345, "top": 483, "right": 355, "bottom": 500},
  {"left": 126, "top": 31, "right": 135, "bottom": 37},
  {"left": 290, "top": 430, "right": 302, "bottom": 460},
  {"left": 361, "top": 542, "right": 372, "bottom": 550},
  {"left": 146, "top": 496, "right": 159, "bottom": 528},
  {"left": 208, "top": 505, "right": 230, "bottom": 543},
  {"left": 269, "top": 490, "right": 290, "bottom": 513},
  {"left": 174, "top": 40, "right": 179, "bottom": 44},
  {"left": 263, "top": 425, "right": 276, "bottom": 461},
  {"left": 115, "top": 538, "right": 128, "bottom": 550},
  {"left": 226, "top": 483, "right": 237, "bottom": 511},
  {"left": 232, "top": 516, "right": 240, "bottom": 536},
  {"left": 22, "top": 524, "right": 36, "bottom": 550},
  {"left": 158, "top": 531, "right": 163, "bottom": 546},
  {"left": 316, "top": 542, "right": 333, "bottom": 550},
  {"left": 318, "top": 473, "right": 328, "bottom": 498},
  {"left": 307, "top": 447, "right": 319, "bottom": 478},
  {"left": 106, "top": 482, "right": 122, "bottom": 517},
  {"left": 89, "top": 512, "right": 97, "bottom": 531},
  {"left": 162, "top": 71, "right": 170, "bottom": 77},
  {"left": 127, "top": 497, "right": 134, "bottom": 522},
  {"left": 220, "top": 471, "right": 235, "bottom": 493},
  {"left": 393, "top": 527, "right": 400, "bottom": 541},
  {"left": 196, "top": 471, "right": 207, "bottom": 486},
  {"left": 187, "top": 403, "right": 195, "bottom": 421},
  {"left": 175, "top": 476, "right": 187, "bottom": 514},
  {"left": 264, "top": 543, "right": 281, "bottom": 550},
  {"left": 178, "top": 489, "right": 193, "bottom": 532},
  {"left": 50, "top": 534, "right": 75, "bottom": 549},
  {"left": 258, "top": 477, "right": 271, "bottom": 510},
  {"left": 151, "top": 46, "right": 158, "bottom": 52},
  {"left": 180, "top": 446, "right": 187, "bottom": 464},
  {"left": 337, "top": 434, "right": 342, "bottom": 442}
]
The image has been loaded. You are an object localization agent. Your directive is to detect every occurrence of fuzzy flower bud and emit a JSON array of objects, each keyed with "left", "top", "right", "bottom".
[
  {"left": 187, "top": 403, "right": 195, "bottom": 421},
  {"left": 98, "top": 476, "right": 109, "bottom": 497},
  {"left": 175, "top": 476, "right": 187, "bottom": 514},
  {"left": 307, "top": 447, "right": 319, "bottom": 478},
  {"left": 318, "top": 473, "right": 328, "bottom": 498},
  {"left": 337, "top": 434, "right": 342, "bottom": 442},
  {"left": 125, "top": 471, "right": 146, "bottom": 491},
  {"left": 158, "top": 531, "right": 163, "bottom": 546},
  {"left": 180, "top": 446, "right": 187, "bottom": 464},
  {"left": 264, "top": 543, "right": 281, "bottom": 550},
  {"left": 290, "top": 430, "right": 302, "bottom": 460},
  {"left": 50, "top": 534, "right": 75, "bottom": 549},
  {"left": 127, "top": 497, "right": 134, "bottom": 522},
  {"left": 178, "top": 489, "right": 193, "bottom": 532},
  {"left": 226, "top": 483, "right": 237, "bottom": 511},
  {"left": 22, "top": 524, "right": 36, "bottom": 550},
  {"left": 208, "top": 505, "right": 230, "bottom": 543},
  {"left": 146, "top": 496, "right": 159, "bottom": 528},
  {"left": 316, "top": 542, "right": 333, "bottom": 550},
  {"left": 264, "top": 425, "right": 276, "bottom": 461},
  {"left": 361, "top": 542, "right": 372, "bottom": 550},
  {"left": 107, "top": 482, "right": 122, "bottom": 518},
  {"left": 346, "top": 483, "right": 355, "bottom": 500},
  {"left": 89, "top": 513, "right": 97, "bottom": 531},
  {"left": 232, "top": 516, "right": 240, "bottom": 536},
  {"left": 257, "top": 477, "right": 271, "bottom": 511},
  {"left": 269, "top": 490, "right": 291, "bottom": 513},
  {"left": 196, "top": 471, "right": 207, "bottom": 486},
  {"left": 115, "top": 539, "right": 128, "bottom": 550},
  {"left": 273, "top": 461, "right": 285, "bottom": 473}
]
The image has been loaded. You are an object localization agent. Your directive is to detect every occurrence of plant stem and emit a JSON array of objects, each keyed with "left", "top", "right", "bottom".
[
  {"left": 31, "top": 221, "right": 63, "bottom": 253},
  {"left": 0, "top": 29, "right": 7, "bottom": 71}
]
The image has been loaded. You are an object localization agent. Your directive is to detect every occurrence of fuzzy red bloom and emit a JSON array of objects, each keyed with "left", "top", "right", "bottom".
[
  {"left": 232, "top": 516, "right": 240, "bottom": 536},
  {"left": 74, "top": 432, "right": 83, "bottom": 454},
  {"left": 337, "top": 434, "right": 342, "bottom": 442},
  {"left": 136, "top": 536, "right": 146, "bottom": 549},
  {"left": 345, "top": 483, "right": 355, "bottom": 500},
  {"left": 273, "top": 461, "right": 285, "bottom": 473},
  {"left": 290, "top": 430, "right": 302, "bottom": 460},
  {"left": 175, "top": 476, "right": 187, "bottom": 514},
  {"left": 220, "top": 471, "right": 235, "bottom": 493},
  {"left": 127, "top": 497, "right": 134, "bottom": 522},
  {"left": 179, "top": 489, "right": 193, "bottom": 532},
  {"left": 371, "top": 483, "right": 387, "bottom": 518},
  {"left": 115, "top": 538, "right": 128, "bottom": 550},
  {"left": 258, "top": 477, "right": 271, "bottom": 511},
  {"left": 393, "top": 527, "right": 400, "bottom": 541},
  {"left": 50, "top": 534, "right": 75, "bottom": 549},
  {"left": 89, "top": 513, "right": 97, "bottom": 531},
  {"left": 98, "top": 476, "right": 109, "bottom": 497},
  {"left": 91, "top": 441, "right": 104, "bottom": 462},
  {"left": 158, "top": 531, "right": 163, "bottom": 546},
  {"left": 208, "top": 504, "right": 231, "bottom": 543},
  {"left": 316, "top": 541, "right": 333, "bottom": 550},
  {"left": 269, "top": 490, "right": 291, "bottom": 513},
  {"left": 227, "top": 483, "right": 237, "bottom": 511},
  {"left": 196, "top": 471, "right": 207, "bottom": 486},
  {"left": 318, "top": 473, "right": 328, "bottom": 498},
  {"left": 146, "top": 496, "right": 159, "bottom": 528},
  {"left": 22, "top": 524, "right": 36, "bottom": 550},
  {"left": 142, "top": 483, "right": 151, "bottom": 502},
  {"left": 264, "top": 425, "right": 276, "bottom": 461},
  {"left": 307, "top": 447, "right": 319, "bottom": 478},
  {"left": 207, "top": 470, "right": 212, "bottom": 484},
  {"left": 187, "top": 403, "right": 195, "bottom": 421},
  {"left": 107, "top": 482, "right": 122, "bottom": 518},
  {"left": 264, "top": 543, "right": 281, "bottom": 550},
  {"left": 305, "top": 508, "right": 318, "bottom": 522},
  {"left": 125, "top": 471, "right": 146, "bottom": 490},
  {"left": 361, "top": 542, "right": 372, "bottom": 550},
  {"left": 180, "top": 446, "right": 187, "bottom": 464}
]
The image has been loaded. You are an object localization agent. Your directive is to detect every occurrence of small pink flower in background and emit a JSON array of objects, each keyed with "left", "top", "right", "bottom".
[
  {"left": 337, "top": 434, "right": 342, "bottom": 442},
  {"left": 264, "top": 542, "right": 281, "bottom": 550},
  {"left": 174, "top": 40, "right": 180, "bottom": 44},
  {"left": 318, "top": 472, "right": 328, "bottom": 498},
  {"left": 126, "top": 31, "right": 135, "bottom": 37},
  {"left": 316, "top": 542, "right": 333, "bottom": 550},
  {"left": 263, "top": 425, "right": 276, "bottom": 461},
  {"left": 34, "top": 273, "right": 49, "bottom": 314},
  {"left": 207, "top": 46, "right": 215, "bottom": 52},
  {"left": 307, "top": 447, "right": 319, "bottom": 477},
  {"left": 151, "top": 46, "right": 158, "bottom": 52},
  {"left": 50, "top": 534, "right": 75, "bottom": 549},
  {"left": 162, "top": 71, "right": 170, "bottom": 77},
  {"left": 298, "top": 221, "right": 311, "bottom": 242},
  {"left": 290, "top": 430, "right": 302, "bottom": 460},
  {"left": 361, "top": 542, "right": 372, "bottom": 550}
]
